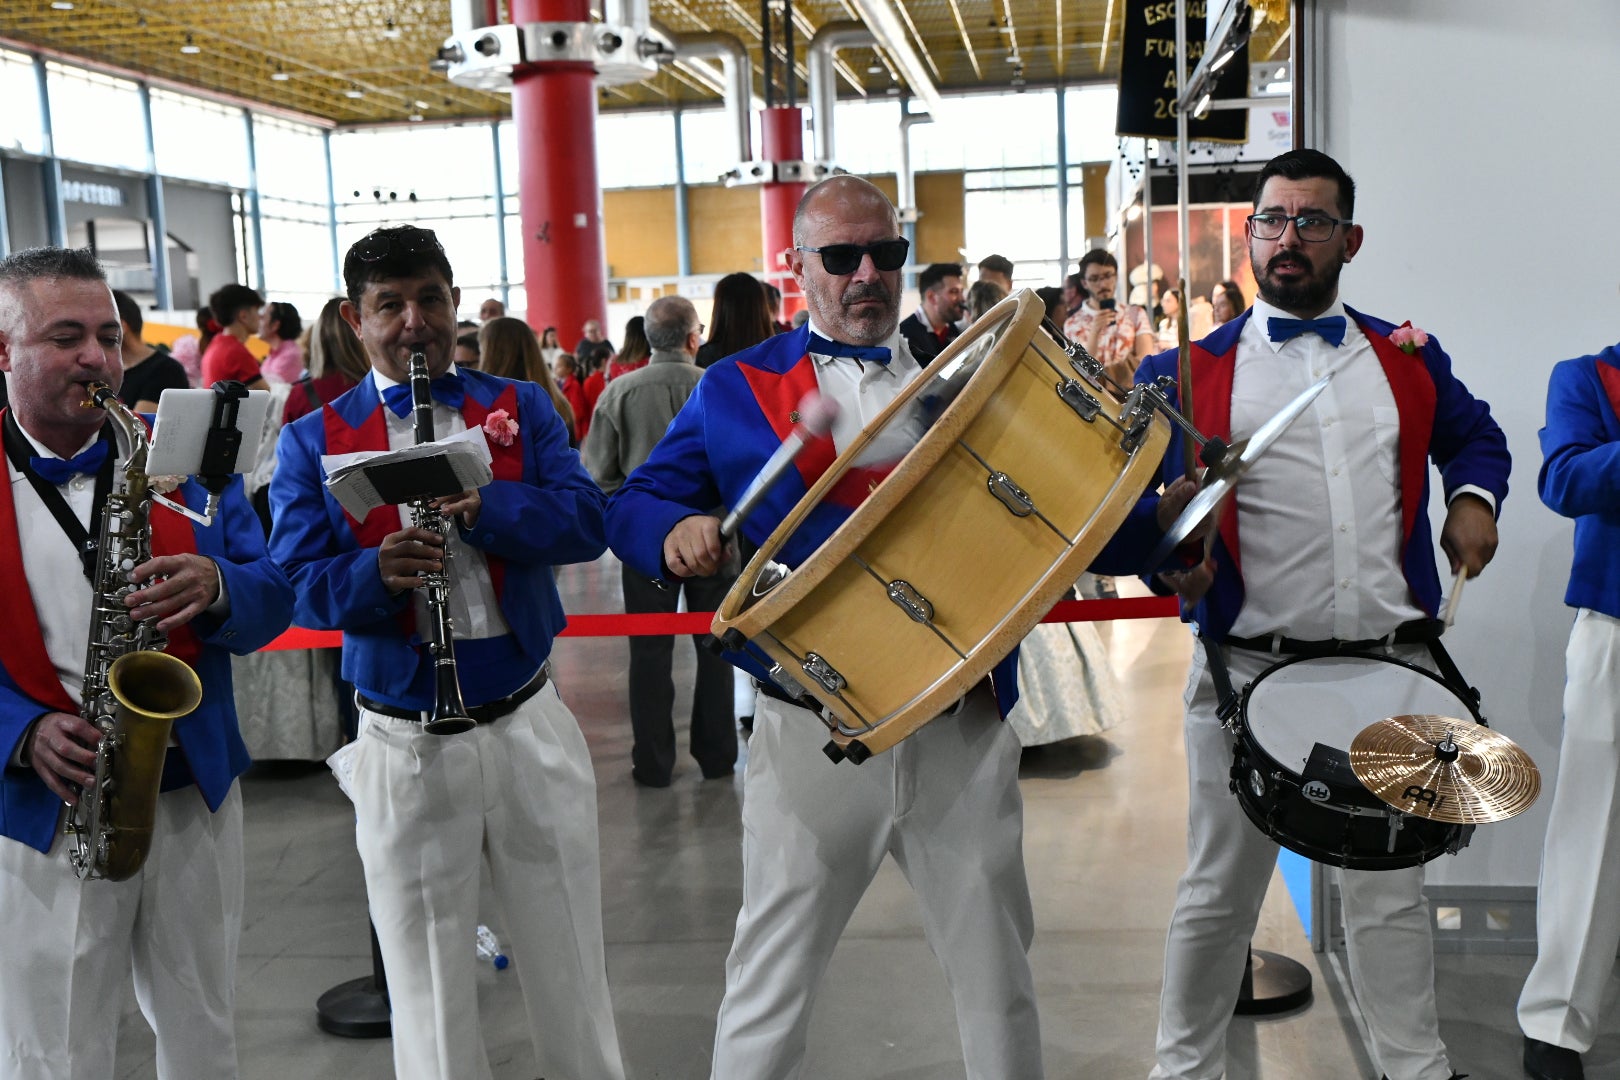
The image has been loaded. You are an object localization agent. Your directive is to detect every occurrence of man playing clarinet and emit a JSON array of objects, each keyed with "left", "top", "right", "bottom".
[{"left": 269, "top": 225, "right": 625, "bottom": 1080}]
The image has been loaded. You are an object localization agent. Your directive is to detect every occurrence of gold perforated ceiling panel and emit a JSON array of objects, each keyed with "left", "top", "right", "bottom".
[{"left": 0, "top": 0, "right": 1288, "bottom": 125}]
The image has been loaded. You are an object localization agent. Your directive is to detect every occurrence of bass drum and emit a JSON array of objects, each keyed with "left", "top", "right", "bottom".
[{"left": 1230, "top": 652, "right": 1479, "bottom": 870}]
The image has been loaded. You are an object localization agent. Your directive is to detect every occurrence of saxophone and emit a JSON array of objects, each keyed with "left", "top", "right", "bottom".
[{"left": 64, "top": 384, "right": 203, "bottom": 882}]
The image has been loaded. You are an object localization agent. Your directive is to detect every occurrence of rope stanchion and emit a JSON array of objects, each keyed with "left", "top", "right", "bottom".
[{"left": 258, "top": 594, "right": 1182, "bottom": 652}]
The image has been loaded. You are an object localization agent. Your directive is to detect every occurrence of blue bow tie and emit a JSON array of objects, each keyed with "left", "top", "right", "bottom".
[
  {"left": 808, "top": 332, "right": 891, "bottom": 365},
  {"left": 30, "top": 439, "right": 110, "bottom": 486},
  {"left": 381, "top": 372, "right": 466, "bottom": 418},
  {"left": 1267, "top": 315, "right": 1347, "bottom": 347}
]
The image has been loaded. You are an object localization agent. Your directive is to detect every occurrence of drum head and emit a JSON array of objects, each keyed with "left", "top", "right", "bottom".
[{"left": 1244, "top": 653, "right": 1477, "bottom": 773}]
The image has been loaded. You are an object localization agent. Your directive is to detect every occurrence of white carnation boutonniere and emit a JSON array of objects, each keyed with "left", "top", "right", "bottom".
[
  {"left": 1389, "top": 323, "right": 1430, "bottom": 355},
  {"left": 482, "top": 409, "right": 519, "bottom": 447},
  {"left": 147, "top": 474, "right": 185, "bottom": 495}
]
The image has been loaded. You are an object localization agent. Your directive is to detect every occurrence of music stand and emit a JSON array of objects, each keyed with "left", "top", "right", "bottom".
[
  {"left": 315, "top": 921, "right": 391, "bottom": 1038},
  {"left": 1234, "top": 944, "right": 1312, "bottom": 1015}
]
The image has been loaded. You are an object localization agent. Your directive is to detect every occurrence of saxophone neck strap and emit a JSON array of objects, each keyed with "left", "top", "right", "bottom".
[{"left": 2, "top": 410, "right": 115, "bottom": 587}]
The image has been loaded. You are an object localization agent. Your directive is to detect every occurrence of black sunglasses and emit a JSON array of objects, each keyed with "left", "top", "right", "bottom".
[
  {"left": 350, "top": 227, "right": 446, "bottom": 263},
  {"left": 797, "top": 238, "right": 910, "bottom": 276}
]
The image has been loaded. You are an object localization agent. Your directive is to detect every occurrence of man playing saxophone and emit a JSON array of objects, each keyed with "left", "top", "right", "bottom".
[
  {"left": 0, "top": 246, "right": 293, "bottom": 1079},
  {"left": 268, "top": 226, "right": 625, "bottom": 1080}
]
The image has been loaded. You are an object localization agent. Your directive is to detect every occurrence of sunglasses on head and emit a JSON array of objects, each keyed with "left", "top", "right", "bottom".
[
  {"left": 350, "top": 227, "right": 445, "bottom": 263},
  {"left": 797, "top": 238, "right": 910, "bottom": 276}
]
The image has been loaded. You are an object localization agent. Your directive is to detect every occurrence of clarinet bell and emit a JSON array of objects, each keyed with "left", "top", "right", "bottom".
[{"left": 423, "top": 713, "right": 476, "bottom": 736}]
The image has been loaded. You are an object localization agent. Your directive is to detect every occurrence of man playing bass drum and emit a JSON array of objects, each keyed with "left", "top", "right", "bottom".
[
  {"left": 268, "top": 226, "right": 625, "bottom": 1080},
  {"left": 0, "top": 246, "right": 293, "bottom": 1079}
]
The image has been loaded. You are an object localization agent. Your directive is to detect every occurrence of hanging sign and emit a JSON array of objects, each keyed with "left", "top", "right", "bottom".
[{"left": 1116, "top": 0, "right": 1250, "bottom": 143}]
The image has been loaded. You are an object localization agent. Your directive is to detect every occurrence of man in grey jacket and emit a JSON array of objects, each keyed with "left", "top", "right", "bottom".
[{"left": 582, "top": 295, "right": 736, "bottom": 787}]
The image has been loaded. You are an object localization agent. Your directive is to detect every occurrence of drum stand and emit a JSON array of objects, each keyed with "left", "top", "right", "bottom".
[
  {"left": 315, "top": 920, "right": 392, "bottom": 1038},
  {"left": 1234, "top": 943, "right": 1312, "bottom": 1015}
]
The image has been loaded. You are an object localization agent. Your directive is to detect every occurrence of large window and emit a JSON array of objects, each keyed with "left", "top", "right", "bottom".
[
  {"left": 597, "top": 111, "right": 677, "bottom": 188},
  {"left": 255, "top": 115, "right": 336, "bottom": 305},
  {"left": 0, "top": 50, "right": 45, "bottom": 156},
  {"left": 45, "top": 63, "right": 146, "bottom": 170},
  {"left": 151, "top": 89, "right": 250, "bottom": 187}
]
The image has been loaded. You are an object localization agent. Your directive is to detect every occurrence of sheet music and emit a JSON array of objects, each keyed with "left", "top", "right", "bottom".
[{"left": 321, "top": 427, "right": 493, "bottom": 520}]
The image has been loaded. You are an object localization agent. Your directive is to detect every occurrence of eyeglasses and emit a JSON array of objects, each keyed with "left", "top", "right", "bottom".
[
  {"left": 796, "top": 238, "right": 910, "bottom": 275},
  {"left": 349, "top": 227, "right": 445, "bottom": 262},
  {"left": 1246, "top": 213, "right": 1353, "bottom": 242},
  {"left": 1082, "top": 271, "right": 1117, "bottom": 286}
]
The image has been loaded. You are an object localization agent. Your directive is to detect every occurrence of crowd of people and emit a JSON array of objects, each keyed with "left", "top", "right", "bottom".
[{"left": 0, "top": 146, "right": 1611, "bottom": 1080}]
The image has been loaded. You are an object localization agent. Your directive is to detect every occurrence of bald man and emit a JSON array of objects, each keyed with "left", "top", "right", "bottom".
[{"left": 605, "top": 176, "right": 1045, "bottom": 1079}]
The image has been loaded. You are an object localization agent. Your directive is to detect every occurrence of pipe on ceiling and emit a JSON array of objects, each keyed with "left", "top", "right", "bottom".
[
  {"left": 807, "top": 21, "right": 873, "bottom": 164},
  {"left": 666, "top": 31, "right": 754, "bottom": 165},
  {"left": 840, "top": 0, "right": 943, "bottom": 118}
]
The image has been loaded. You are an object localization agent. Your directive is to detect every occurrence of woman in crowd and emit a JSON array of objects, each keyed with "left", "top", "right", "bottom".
[
  {"left": 258, "top": 301, "right": 305, "bottom": 384},
  {"left": 539, "top": 326, "right": 564, "bottom": 368},
  {"left": 606, "top": 315, "right": 650, "bottom": 381},
  {"left": 480, "top": 316, "right": 579, "bottom": 444},
  {"left": 201, "top": 283, "right": 268, "bottom": 389},
  {"left": 968, "top": 280, "right": 1008, "bottom": 323},
  {"left": 169, "top": 306, "right": 211, "bottom": 386},
  {"left": 696, "top": 272, "right": 775, "bottom": 367},
  {"left": 1211, "top": 279, "right": 1245, "bottom": 325},
  {"left": 553, "top": 352, "right": 590, "bottom": 443},
  {"left": 283, "top": 297, "right": 371, "bottom": 426}
]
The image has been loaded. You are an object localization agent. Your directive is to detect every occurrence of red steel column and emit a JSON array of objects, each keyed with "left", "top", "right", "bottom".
[
  {"left": 510, "top": 0, "right": 606, "bottom": 340},
  {"left": 759, "top": 106, "right": 806, "bottom": 316}
]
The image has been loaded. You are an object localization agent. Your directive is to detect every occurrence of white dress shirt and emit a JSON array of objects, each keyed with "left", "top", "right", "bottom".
[
  {"left": 805, "top": 320, "right": 926, "bottom": 465},
  {"left": 1227, "top": 297, "right": 1427, "bottom": 641},
  {"left": 372, "top": 367, "right": 510, "bottom": 642}
]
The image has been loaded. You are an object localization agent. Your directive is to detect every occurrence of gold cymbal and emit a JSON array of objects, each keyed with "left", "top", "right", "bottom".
[{"left": 1348, "top": 714, "right": 1541, "bottom": 824}]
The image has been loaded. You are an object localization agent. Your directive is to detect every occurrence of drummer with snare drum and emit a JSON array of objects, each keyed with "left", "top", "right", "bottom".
[{"left": 1138, "top": 148, "right": 1509, "bottom": 1080}]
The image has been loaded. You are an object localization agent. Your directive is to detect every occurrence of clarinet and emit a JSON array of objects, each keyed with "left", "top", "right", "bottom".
[{"left": 408, "top": 351, "right": 476, "bottom": 735}]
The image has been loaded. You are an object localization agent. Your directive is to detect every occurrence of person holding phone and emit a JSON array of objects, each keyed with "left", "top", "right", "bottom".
[{"left": 1062, "top": 248, "right": 1156, "bottom": 384}]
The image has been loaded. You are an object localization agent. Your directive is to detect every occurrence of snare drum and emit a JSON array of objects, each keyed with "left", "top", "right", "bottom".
[
  {"left": 711, "top": 289, "right": 1170, "bottom": 760},
  {"left": 1230, "top": 652, "right": 1479, "bottom": 870}
]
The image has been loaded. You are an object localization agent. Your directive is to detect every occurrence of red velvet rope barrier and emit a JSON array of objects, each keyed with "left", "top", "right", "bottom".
[{"left": 259, "top": 595, "right": 1181, "bottom": 652}]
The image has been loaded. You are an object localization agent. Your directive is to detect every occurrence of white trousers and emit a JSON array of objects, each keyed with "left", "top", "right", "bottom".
[
  {"left": 0, "top": 784, "right": 244, "bottom": 1080},
  {"left": 709, "top": 687, "right": 1043, "bottom": 1080},
  {"left": 1519, "top": 608, "right": 1620, "bottom": 1052},
  {"left": 1150, "top": 644, "right": 1453, "bottom": 1080},
  {"left": 348, "top": 681, "right": 626, "bottom": 1080}
]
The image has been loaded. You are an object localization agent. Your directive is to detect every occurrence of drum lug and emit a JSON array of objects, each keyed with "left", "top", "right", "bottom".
[
  {"left": 1055, "top": 379, "right": 1101, "bottom": 421},
  {"left": 1116, "top": 386, "right": 1157, "bottom": 455},
  {"left": 886, "top": 580, "right": 935, "bottom": 624},
  {"left": 767, "top": 663, "right": 815, "bottom": 703},
  {"left": 802, "top": 652, "right": 847, "bottom": 694},
  {"left": 986, "top": 472, "right": 1035, "bottom": 517}
]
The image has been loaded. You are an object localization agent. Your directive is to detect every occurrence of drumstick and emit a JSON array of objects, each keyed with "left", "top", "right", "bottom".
[
  {"left": 719, "top": 391, "right": 841, "bottom": 538},
  {"left": 1175, "top": 279, "right": 1196, "bottom": 480},
  {"left": 1442, "top": 566, "right": 1468, "bottom": 628}
]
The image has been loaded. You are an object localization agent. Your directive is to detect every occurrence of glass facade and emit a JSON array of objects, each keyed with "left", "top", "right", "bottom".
[{"left": 2, "top": 49, "right": 1126, "bottom": 313}]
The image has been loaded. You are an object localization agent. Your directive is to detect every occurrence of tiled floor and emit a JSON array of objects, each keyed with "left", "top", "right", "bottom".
[{"left": 105, "top": 556, "right": 1576, "bottom": 1079}]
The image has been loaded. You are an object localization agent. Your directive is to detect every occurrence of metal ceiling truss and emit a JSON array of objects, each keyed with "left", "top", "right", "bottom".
[{"left": 0, "top": 0, "right": 1289, "bottom": 125}]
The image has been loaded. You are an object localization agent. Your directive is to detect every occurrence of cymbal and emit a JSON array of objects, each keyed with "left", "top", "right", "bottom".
[
  {"left": 1146, "top": 373, "right": 1332, "bottom": 566},
  {"left": 1348, "top": 715, "right": 1541, "bottom": 824}
]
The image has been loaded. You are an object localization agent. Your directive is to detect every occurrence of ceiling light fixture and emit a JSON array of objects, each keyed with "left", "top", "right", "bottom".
[
  {"left": 270, "top": 64, "right": 289, "bottom": 81},
  {"left": 413, "top": 99, "right": 431, "bottom": 110},
  {"left": 382, "top": 18, "right": 402, "bottom": 40},
  {"left": 180, "top": 33, "right": 201, "bottom": 54},
  {"left": 346, "top": 85, "right": 365, "bottom": 98},
  {"left": 51, "top": 2, "right": 75, "bottom": 10},
  {"left": 409, "top": 113, "right": 424, "bottom": 122}
]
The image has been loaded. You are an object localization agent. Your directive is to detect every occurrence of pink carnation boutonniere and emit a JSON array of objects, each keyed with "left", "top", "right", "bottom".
[
  {"left": 1390, "top": 323, "right": 1430, "bottom": 355},
  {"left": 483, "top": 409, "right": 519, "bottom": 447}
]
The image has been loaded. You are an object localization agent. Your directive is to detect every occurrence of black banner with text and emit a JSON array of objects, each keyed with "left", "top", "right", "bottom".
[{"left": 1116, "top": 0, "right": 1249, "bottom": 143}]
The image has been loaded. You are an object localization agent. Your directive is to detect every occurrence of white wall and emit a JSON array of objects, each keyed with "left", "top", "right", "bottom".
[{"left": 1312, "top": 0, "right": 1620, "bottom": 886}]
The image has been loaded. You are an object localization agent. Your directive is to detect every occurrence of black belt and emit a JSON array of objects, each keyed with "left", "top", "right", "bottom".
[
  {"left": 1223, "top": 618, "right": 1444, "bottom": 658},
  {"left": 356, "top": 664, "right": 549, "bottom": 726}
]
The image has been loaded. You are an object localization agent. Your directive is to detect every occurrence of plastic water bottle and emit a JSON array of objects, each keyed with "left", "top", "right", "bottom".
[{"left": 475, "top": 924, "right": 509, "bottom": 970}]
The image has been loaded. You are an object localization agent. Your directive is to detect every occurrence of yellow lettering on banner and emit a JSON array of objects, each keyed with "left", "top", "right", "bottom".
[
  {"left": 1154, "top": 97, "right": 1175, "bottom": 120},
  {"left": 1164, "top": 70, "right": 1178, "bottom": 88},
  {"left": 1142, "top": 38, "right": 1207, "bottom": 59},
  {"left": 1143, "top": 2, "right": 1208, "bottom": 28}
]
